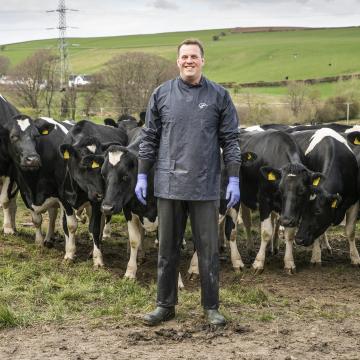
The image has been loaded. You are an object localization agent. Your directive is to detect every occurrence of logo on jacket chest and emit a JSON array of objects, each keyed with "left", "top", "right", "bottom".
[{"left": 198, "top": 102, "right": 208, "bottom": 109}]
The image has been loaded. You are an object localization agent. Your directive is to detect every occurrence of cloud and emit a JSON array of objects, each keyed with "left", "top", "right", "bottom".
[{"left": 150, "top": 0, "right": 179, "bottom": 10}]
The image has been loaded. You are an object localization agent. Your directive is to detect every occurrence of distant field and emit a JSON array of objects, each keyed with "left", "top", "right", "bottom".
[{"left": 2, "top": 27, "right": 360, "bottom": 85}]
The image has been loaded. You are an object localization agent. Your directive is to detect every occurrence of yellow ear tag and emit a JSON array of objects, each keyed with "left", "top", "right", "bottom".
[
  {"left": 91, "top": 161, "right": 100, "bottom": 169},
  {"left": 268, "top": 172, "right": 276, "bottom": 181},
  {"left": 331, "top": 199, "right": 337, "bottom": 208},
  {"left": 247, "top": 153, "right": 252, "bottom": 160},
  {"left": 313, "top": 177, "right": 320, "bottom": 186},
  {"left": 42, "top": 129, "right": 49, "bottom": 135},
  {"left": 354, "top": 137, "right": 360, "bottom": 145},
  {"left": 63, "top": 150, "right": 70, "bottom": 160}
]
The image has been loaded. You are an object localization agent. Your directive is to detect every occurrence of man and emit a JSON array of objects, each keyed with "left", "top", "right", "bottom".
[{"left": 135, "top": 39, "right": 241, "bottom": 326}]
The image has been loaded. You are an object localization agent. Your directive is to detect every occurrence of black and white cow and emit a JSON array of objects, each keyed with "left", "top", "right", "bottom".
[
  {"left": 291, "top": 128, "right": 360, "bottom": 266},
  {"left": 238, "top": 129, "right": 324, "bottom": 273},
  {"left": 59, "top": 120, "right": 128, "bottom": 266},
  {"left": 0, "top": 95, "right": 57, "bottom": 236},
  {"left": 100, "top": 126, "right": 159, "bottom": 279}
]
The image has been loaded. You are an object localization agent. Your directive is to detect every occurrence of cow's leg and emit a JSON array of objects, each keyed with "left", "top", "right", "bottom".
[
  {"left": 218, "top": 214, "right": 226, "bottom": 252},
  {"left": 44, "top": 206, "right": 58, "bottom": 246},
  {"left": 0, "top": 177, "right": 17, "bottom": 235},
  {"left": 89, "top": 203, "right": 104, "bottom": 268},
  {"left": 178, "top": 272, "right": 184, "bottom": 290},
  {"left": 310, "top": 237, "right": 322, "bottom": 265},
  {"left": 284, "top": 227, "right": 296, "bottom": 274},
  {"left": 31, "top": 211, "right": 44, "bottom": 246},
  {"left": 188, "top": 251, "right": 199, "bottom": 277},
  {"left": 253, "top": 216, "right": 273, "bottom": 273},
  {"left": 319, "top": 232, "right": 332, "bottom": 254},
  {"left": 345, "top": 202, "right": 360, "bottom": 266},
  {"left": 124, "top": 213, "right": 143, "bottom": 279},
  {"left": 270, "top": 212, "right": 280, "bottom": 255},
  {"left": 240, "top": 204, "right": 253, "bottom": 252},
  {"left": 227, "top": 208, "right": 244, "bottom": 271},
  {"left": 102, "top": 216, "right": 111, "bottom": 240},
  {"left": 61, "top": 206, "right": 78, "bottom": 261}
]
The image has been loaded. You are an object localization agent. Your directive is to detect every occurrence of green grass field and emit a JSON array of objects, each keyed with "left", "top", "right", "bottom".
[{"left": 3, "top": 27, "right": 360, "bottom": 85}]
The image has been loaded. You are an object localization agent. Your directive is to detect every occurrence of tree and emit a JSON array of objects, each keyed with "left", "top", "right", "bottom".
[
  {"left": 43, "top": 54, "right": 59, "bottom": 117},
  {"left": 287, "top": 81, "right": 308, "bottom": 117},
  {"left": 103, "top": 52, "right": 177, "bottom": 114},
  {"left": 10, "top": 50, "right": 57, "bottom": 111},
  {"left": 82, "top": 73, "right": 105, "bottom": 117},
  {"left": 0, "top": 56, "right": 10, "bottom": 76}
]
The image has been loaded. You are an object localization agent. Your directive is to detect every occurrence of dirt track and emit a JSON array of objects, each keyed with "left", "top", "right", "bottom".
[{"left": 1, "top": 236, "right": 360, "bottom": 359}]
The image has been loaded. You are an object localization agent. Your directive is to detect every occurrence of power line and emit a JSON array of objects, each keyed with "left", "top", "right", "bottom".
[{"left": 47, "top": 0, "right": 78, "bottom": 89}]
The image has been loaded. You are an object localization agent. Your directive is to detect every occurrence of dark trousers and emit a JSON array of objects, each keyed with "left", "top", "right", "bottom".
[{"left": 156, "top": 198, "right": 220, "bottom": 310}]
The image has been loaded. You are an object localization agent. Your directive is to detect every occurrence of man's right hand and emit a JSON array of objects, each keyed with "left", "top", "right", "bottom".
[{"left": 135, "top": 173, "right": 147, "bottom": 205}]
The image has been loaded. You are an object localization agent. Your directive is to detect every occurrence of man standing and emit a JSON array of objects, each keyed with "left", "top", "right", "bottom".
[{"left": 135, "top": 39, "right": 241, "bottom": 326}]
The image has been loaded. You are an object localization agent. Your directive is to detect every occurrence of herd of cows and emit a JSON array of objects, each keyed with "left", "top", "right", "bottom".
[{"left": 1, "top": 93, "right": 360, "bottom": 282}]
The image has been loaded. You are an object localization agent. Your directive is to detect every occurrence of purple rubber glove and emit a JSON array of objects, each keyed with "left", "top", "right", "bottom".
[
  {"left": 135, "top": 173, "right": 147, "bottom": 205},
  {"left": 226, "top": 176, "right": 240, "bottom": 208}
]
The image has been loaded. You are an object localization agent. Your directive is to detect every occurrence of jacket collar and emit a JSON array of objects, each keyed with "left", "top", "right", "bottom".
[{"left": 178, "top": 75, "right": 205, "bottom": 88}]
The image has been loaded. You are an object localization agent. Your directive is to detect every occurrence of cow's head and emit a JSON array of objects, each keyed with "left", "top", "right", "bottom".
[
  {"left": 101, "top": 145, "right": 138, "bottom": 215},
  {"left": 59, "top": 137, "right": 105, "bottom": 203},
  {"left": 1, "top": 115, "right": 54, "bottom": 171},
  {"left": 295, "top": 188, "right": 342, "bottom": 246},
  {"left": 260, "top": 163, "right": 325, "bottom": 227}
]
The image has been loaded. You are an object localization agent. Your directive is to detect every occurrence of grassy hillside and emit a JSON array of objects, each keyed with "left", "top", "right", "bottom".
[{"left": 2, "top": 27, "right": 360, "bottom": 84}]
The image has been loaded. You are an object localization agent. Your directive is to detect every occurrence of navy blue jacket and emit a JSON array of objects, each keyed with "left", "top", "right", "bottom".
[{"left": 138, "top": 76, "right": 241, "bottom": 200}]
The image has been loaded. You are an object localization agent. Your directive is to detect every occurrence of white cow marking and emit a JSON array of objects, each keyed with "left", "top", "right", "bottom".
[
  {"left": 305, "top": 128, "right": 352, "bottom": 155},
  {"left": 287, "top": 173, "right": 296, "bottom": 177},
  {"left": 40, "top": 117, "right": 69, "bottom": 134},
  {"left": 109, "top": 151, "right": 123, "bottom": 166},
  {"left": 87, "top": 145, "right": 96, "bottom": 153},
  {"left": 0, "top": 94, "right": 8, "bottom": 102},
  {"left": 345, "top": 125, "right": 360, "bottom": 133},
  {"left": 17, "top": 118, "right": 30, "bottom": 131},
  {"left": 309, "top": 194, "right": 317, "bottom": 201},
  {"left": 245, "top": 125, "right": 264, "bottom": 132},
  {"left": 142, "top": 217, "right": 158, "bottom": 232}
]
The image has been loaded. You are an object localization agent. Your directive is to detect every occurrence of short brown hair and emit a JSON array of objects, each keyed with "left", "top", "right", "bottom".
[{"left": 177, "top": 39, "right": 204, "bottom": 58}]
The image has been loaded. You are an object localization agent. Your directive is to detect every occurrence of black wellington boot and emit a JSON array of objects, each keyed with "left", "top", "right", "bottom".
[
  {"left": 204, "top": 309, "right": 226, "bottom": 326},
  {"left": 143, "top": 306, "right": 175, "bottom": 326}
]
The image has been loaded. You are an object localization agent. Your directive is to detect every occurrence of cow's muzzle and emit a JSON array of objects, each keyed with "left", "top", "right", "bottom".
[
  {"left": 21, "top": 155, "right": 41, "bottom": 170},
  {"left": 101, "top": 204, "right": 114, "bottom": 215}
]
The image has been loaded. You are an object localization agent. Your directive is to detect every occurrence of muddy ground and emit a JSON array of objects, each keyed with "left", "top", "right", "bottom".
[{"left": 1, "top": 213, "right": 360, "bottom": 359}]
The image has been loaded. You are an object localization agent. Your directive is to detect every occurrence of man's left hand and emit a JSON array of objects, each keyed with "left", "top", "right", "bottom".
[{"left": 226, "top": 177, "right": 240, "bottom": 208}]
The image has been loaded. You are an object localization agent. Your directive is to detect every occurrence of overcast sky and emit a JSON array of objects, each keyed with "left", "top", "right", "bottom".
[{"left": 1, "top": 0, "right": 359, "bottom": 45}]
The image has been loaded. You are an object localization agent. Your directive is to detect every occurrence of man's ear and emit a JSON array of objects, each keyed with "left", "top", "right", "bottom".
[
  {"left": 260, "top": 166, "right": 281, "bottom": 183},
  {"left": 59, "top": 144, "right": 76, "bottom": 160},
  {"left": 34, "top": 118, "right": 55, "bottom": 135}
]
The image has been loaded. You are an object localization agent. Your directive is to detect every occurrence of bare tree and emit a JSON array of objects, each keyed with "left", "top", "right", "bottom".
[
  {"left": 43, "top": 54, "right": 59, "bottom": 117},
  {"left": 82, "top": 73, "right": 104, "bottom": 117},
  {"left": 10, "top": 50, "right": 57, "bottom": 111},
  {"left": 103, "top": 52, "right": 177, "bottom": 114},
  {"left": 0, "top": 56, "right": 10, "bottom": 76},
  {"left": 287, "top": 81, "right": 309, "bottom": 116}
]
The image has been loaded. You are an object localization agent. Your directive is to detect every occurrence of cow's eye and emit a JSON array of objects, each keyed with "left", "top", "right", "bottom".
[{"left": 122, "top": 175, "right": 128, "bottom": 182}]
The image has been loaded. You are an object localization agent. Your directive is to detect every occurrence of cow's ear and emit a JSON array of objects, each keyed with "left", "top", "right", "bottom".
[
  {"left": 104, "top": 118, "right": 117, "bottom": 127},
  {"left": 34, "top": 118, "right": 55, "bottom": 136},
  {"left": 260, "top": 166, "right": 281, "bottom": 182},
  {"left": 328, "top": 193, "right": 342, "bottom": 209},
  {"left": 241, "top": 151, "right": 257, "bottom": 165},
  {"left": 81, "top": 154, "right": 104, "bottom": 169},
  {"left": 59, "top": 144, "right": 75, "bottom": 160},
  {"left": 346, "top": 131, "right": 360, "bottom": 146},
  {"left": 310, "top": 172, "right": 325, "bottom": 188}
]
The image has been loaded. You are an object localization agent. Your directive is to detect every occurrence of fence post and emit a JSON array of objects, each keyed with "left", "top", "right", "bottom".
[{"left": 346, "top": 103, "right": 350, "bottom": 125}]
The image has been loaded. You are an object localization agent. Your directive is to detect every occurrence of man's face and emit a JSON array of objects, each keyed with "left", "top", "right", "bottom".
[{"left": 177, "top": 44, "right": 204, "bottom": 84}]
